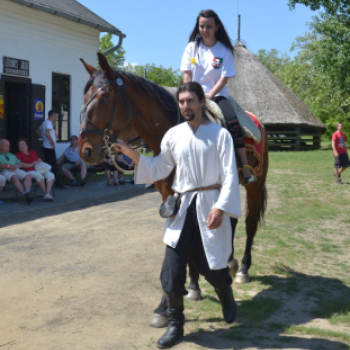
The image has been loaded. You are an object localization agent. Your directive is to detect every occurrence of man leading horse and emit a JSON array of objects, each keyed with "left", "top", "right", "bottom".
[{"left": 113, "top": 82, "right": 240, "bottom": 349}]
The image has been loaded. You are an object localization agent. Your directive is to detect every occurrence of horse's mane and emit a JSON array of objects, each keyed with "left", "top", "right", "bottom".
[{"left": 84, "top": 69, "right": 181, "bottom": 127}]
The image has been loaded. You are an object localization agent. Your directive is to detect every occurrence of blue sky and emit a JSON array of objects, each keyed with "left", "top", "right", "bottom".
[{"left": 78, "top": 0, "right": 318, "bottom": 70}]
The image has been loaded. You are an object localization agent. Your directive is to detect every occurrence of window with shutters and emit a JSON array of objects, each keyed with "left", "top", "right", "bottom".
[{"left": 52, "top": 73, "right": 70, "bottom": 142}]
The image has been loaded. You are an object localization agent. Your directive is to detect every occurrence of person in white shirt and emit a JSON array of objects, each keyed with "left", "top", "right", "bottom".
[
  {"left": 180, "top": 9, "right": 256, "bottom": 184},
  {"left": 114, "top": 82, "right": 240, "bottom": 348},
  {"left": 57, "top": 135, "right": 87, "bottom": 186},
  {"left": 37, "top": 110, "right": 65, "bottom": 189}
]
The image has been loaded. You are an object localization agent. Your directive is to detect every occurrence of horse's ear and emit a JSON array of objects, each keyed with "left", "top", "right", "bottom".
[
  {"left": 80, "top": 59, "right": 97, "bottom": 77},
  {"left": 97, "top": 52, "right": 116, "bottom": 79}
]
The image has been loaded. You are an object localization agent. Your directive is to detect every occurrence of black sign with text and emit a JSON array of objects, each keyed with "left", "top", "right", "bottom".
[{"left": 3, "top": 57, "right": 29, "bottom": 76}]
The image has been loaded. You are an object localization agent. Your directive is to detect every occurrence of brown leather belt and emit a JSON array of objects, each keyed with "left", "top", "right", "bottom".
[{"left": 184, "top": 184, "right": 220, "bottom": 193}]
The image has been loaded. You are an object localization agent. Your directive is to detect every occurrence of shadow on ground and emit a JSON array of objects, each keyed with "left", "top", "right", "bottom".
[
  {"left": 185, "top": 267, "right": 350, "bottom": 350},
  {"left": 0, "top": 185, "right": 156, "bottom": 229}
]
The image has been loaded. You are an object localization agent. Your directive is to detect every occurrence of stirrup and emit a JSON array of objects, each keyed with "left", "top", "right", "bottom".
[{"left": 238, "top": 165, "right": 257, "bottom": 186}]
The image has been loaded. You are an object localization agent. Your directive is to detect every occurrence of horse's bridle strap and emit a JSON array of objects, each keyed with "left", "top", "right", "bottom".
[{"left": 80, "top": 76, "right": 133, "bottom": 140}]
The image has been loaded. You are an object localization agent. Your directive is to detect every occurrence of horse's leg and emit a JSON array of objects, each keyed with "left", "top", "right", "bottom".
[
  {"left": 228, "top": 218, "right": 239, "bottom": 276},
  {"left": 187, "top": 250, "right": 201, "bottom": 301},
  {"left": 150, "top": 293, "right": 170, "bottom": 328},
  {"left": 235, "top": 182, "right": 266, "bottom": 284}
]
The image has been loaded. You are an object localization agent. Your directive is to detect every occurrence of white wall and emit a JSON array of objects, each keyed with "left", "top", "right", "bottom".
[{"left": 0, "top": 1, "right": 101, "bottom": 156}]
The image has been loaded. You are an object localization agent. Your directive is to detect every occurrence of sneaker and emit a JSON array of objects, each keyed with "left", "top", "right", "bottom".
[
  {"left": 337, "top": 178, "right": 343, "bottom": 184},
  {"left": 119, "top": 179, "right": 125, "bottom": 185},
  {"left": 25, "top": 192, "right": 34, "bottom": 204},
  {"left": 44, "top": 194, "right": 54, "bottom": 202},
  {"left": 70, "top": 180, "right": 80, "bottom": 186},
  {"left": 80, "top": 179, "right": 86, "bottom": 187},
  {"left": 130, "top": 178, "right": 134, "bottom": 184},
  {"left": 56, "top": 184, "right": 66, "bottom": 190}
]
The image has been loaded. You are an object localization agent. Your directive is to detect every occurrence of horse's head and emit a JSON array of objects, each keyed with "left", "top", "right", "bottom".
[{"left": 79, "top": 53, "right": 133, "bottom": 165}]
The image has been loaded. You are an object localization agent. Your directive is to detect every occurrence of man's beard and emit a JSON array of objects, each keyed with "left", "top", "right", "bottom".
[{"left": 182, "top": 111, "right": 195, "bottom": 121}]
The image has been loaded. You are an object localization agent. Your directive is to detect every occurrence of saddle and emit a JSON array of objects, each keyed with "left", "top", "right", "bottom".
[{"left": 205, "top": 97, "right": 264, "bottom": 181}]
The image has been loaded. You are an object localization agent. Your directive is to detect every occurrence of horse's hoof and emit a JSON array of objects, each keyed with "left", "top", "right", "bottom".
[
  {"left": 150, "top": 312, "right": 169, "bottom": 328},
  {"left": 186, "top": 289, "right": 202, "bottom": 301},
  {"left": 234, "top": 272, "right": 250, "bottom": 284},
  {"left": 227, "top": 259, "right": 239, "bottom": 277}
]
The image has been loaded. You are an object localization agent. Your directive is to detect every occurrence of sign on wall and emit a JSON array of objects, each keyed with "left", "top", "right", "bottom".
[
  {"left": 34, "top": 98, "right": 44, "bottom": 121},
  {"left": 3, "top": 57, "right": 29, "bottom": 77}
]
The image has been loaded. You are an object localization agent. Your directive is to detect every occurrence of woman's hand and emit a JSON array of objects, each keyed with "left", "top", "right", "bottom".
[
  {"left": 206, "top": 208, "right": 224, "bottom": 230},
  {"left": 205, "top": 93, "right": 215, "bottom": 100}
]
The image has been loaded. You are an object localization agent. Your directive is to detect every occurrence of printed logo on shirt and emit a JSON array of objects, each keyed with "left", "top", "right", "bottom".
[
  {"left": 190, "top": 57, "right": 197, "bottom": 65},
  {"left": 339, "top": 136, "right": 344, "bottom": 148},
  {"left": 212, "top": 57, "right": 223, "bottom": 69}
]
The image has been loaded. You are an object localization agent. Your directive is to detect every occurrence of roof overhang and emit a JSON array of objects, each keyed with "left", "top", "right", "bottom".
[{"left": 7, "top": 0, "right": 126, "bottom": 38}]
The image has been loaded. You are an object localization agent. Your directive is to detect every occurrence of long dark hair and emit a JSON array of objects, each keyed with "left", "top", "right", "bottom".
[{"left": 188, "top": 10, "right": 234, "bottom": 53}]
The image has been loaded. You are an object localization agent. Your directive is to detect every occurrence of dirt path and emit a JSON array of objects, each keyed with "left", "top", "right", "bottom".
[{"left": 0, "top": 186, "right": 347, "bottom": 350}]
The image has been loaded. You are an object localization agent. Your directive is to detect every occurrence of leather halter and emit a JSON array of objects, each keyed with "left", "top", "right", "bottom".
[{"left": 80, "top": 75, "right": 133, "bottom": 143}]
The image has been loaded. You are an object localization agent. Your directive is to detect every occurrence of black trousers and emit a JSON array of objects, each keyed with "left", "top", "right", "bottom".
[
  {"left": 42, "top": 147, "right": 62, "bottom": 186},
  {"left": 160, "top": 196, "right": 232, "bottom": 296},
  {"left": 214, "top": 96, "right": 245, "bottom": 149}
]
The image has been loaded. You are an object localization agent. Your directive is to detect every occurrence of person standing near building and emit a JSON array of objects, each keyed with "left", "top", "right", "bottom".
[
  {"left": 113, "top": 82, "right": 240, "bottom": 349},
  {"left": 332, "top": 121, "right": 350, "bottom": 184},
  {"left": 37, "top": 110, "right": 65, "bottom": 189}
]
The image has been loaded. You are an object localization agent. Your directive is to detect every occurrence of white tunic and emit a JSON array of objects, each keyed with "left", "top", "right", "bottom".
[
  {"left": 180, "top": 41, "right": 236, "bottom": 98},
  {"left": 135, "top": 122, "right": 241, "bottom": 270}
]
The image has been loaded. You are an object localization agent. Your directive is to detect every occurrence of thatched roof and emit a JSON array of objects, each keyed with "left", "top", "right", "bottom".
[{"left": 227, "top": 42, "right": 326, "bottom": 132}]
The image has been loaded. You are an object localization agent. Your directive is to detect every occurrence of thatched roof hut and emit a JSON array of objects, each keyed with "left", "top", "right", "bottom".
[{"left": 227, "top": 41, "right": 326, "bottom": 150}]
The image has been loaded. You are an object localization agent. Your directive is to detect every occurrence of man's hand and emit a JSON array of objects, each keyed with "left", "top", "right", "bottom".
[
  {"left": 205, "top": 93, "right": 215, "bottom": 100},
  {"left": 206, "top": 208, "right": 224, "bottom": 230},
  {"left": 334, "top": 152, "right": 339, "bottom": 158},
  {"left": 8, "top": 164, "right": 18, "bottom": 171}
]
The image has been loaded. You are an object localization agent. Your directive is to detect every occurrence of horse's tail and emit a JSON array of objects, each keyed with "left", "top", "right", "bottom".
[{"left": 258, "top": 184, "right": 268, "bottom": 226}]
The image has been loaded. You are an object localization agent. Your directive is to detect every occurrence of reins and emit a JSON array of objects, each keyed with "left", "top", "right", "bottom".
[{"left": 80, "top": 72, "right": 181, "bottom": 175}]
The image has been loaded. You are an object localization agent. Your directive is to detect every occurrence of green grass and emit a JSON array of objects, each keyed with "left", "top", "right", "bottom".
[{"left": 184, "top": 149, "right": 350, "bottom": 347}]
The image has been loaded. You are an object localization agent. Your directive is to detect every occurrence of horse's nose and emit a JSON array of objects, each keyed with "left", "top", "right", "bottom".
[{"left": 83, "top": 147, "right": 92, "bottom": 159}]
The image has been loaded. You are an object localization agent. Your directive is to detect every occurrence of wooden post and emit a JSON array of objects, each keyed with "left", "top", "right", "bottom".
[{"left": 295, "top": 126, "right": 301, "bottom": 151}]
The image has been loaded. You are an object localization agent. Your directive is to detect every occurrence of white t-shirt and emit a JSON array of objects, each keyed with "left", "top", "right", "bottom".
[
  {"left": 40, "top": 119, "right": 56, "bottom": 149},
  {"left": 180, "top": 41, "right": 236, "bottom": 98}
]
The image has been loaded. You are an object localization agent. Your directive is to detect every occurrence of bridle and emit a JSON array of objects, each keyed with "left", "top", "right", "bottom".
[{"left": 80, "top": 74, "right": 136, "bottom": 174}]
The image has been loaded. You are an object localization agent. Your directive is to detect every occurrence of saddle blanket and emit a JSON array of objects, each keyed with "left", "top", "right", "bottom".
[{"left": 244, "top": 112, "right": 264, "bottom": 176}]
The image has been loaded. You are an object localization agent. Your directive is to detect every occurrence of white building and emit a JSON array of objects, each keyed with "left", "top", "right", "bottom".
[{"left": 0, "top": 0, "right": 125, "bottom": 156}]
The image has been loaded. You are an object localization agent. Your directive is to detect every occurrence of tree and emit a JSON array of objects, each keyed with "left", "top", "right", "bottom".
[
  {"left": 99, "top": 33, "right": 126, "bottom": 69},
  {"left": 125, "top": 63, "right": 182, "bottom": 87},
  {"left": 288, "top": 0, "right": 350, "bottom": 18}
]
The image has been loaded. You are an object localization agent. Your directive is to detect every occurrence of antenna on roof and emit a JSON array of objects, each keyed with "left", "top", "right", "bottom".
[{"left": 238, "top": 14, "right": 241, "bottom": 42}]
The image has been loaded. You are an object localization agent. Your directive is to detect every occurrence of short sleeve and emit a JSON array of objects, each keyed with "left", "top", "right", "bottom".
[
  {"left": 180, "top": 43, "right": 193, "bottom": 74},
  {"left": 221, "top": 48, "right": 236, "bottom": 78},
  {"left": 30, "top": 150, "right": 39, "bottom": 161},
  {"left": 16, "top": 152, "right": 24, "bottom": 162}
]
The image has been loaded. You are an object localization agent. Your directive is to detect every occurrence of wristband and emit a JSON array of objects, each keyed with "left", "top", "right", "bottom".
[{"left": 7, "top": 164, "right": 10, "bottom": 169}]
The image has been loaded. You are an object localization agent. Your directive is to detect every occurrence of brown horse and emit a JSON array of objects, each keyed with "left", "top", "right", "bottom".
[{"left": 79, "top": 53, "right": 268, "bottom": 320}]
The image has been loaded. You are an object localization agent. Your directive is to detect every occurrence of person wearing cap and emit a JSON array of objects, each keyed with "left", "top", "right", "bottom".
[{"left": 57, "top": 135, "right": 87, "bottom": 186}]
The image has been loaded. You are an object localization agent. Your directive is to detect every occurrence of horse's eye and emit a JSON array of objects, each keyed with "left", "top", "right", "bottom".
[{"left": 100, "top": 94, "right": 109, "bottom": 105}]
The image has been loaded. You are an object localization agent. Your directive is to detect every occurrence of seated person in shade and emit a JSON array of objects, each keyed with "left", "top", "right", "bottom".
[
  {"left": 103, "top": 152, "right": 134, "bottom": 185},
  {"left": 57, "top": 135, "right": 87, "bottom": 186},
  {"left": 0, "top": 139, "right": 34, "bottom": 203},
  {"left": 16, "top": 138, "right": 55, "bottom": 202}
]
